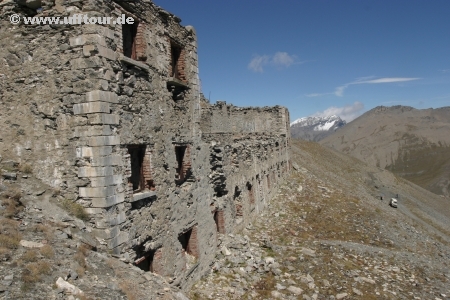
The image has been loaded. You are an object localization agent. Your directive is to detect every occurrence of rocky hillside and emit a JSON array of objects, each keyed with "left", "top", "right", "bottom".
[
  {"left": 0, "top": 164, "right": 186, "bottom": 300},
  {"left": 320, "top": 106, "right": 450, "bottom": 197},
  {"left": 1, "top": 140, "right": 450, "bottom": 299},
  {"left": 290, "top": 115, "right": 346, "bottom": 141},
  {"left": 190, "top": 140, "right": 450, "bottom": 300}
]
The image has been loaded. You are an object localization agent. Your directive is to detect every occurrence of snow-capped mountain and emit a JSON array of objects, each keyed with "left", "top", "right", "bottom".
[{"left": 290, "top": 115, "right": 346, "bottom": 141}]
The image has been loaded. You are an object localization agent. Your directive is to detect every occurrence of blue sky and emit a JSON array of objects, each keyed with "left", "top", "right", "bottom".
[{"left": 154, "top": 0, "right": 450, "bottom": 122}]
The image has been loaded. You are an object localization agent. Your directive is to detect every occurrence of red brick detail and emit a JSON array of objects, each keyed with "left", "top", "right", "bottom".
[
  {"left": 248, "top": 184, "right": 255, "bottom": 204},
  {"left": 142, "top": 147, "right": 155, "bottom": 190},
  {"left": 214, "top": 210, "right": 226, "bottom": 234},
  {"left": 168, "top": 38, "right": 187, "bottom": 83},
  {"left": 151, "top": 248, "right": 164, "bottom": 275},
  {"left": 235, "top": 203, "right": 243, "bottom": 217},
  {"left": 175, "top": 144, "right": 191, "bottom": 185},
  {"left": 135, "top": 23, "right": 147, "bottom": 61},
  {"left": 187, "top": 226, "right": 199, "bottom": 258}
]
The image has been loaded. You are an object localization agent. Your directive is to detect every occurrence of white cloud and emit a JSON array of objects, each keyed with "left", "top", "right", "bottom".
[
  {"left": 309, "top": 77, "right": 420, "bottom": 97},
  {"left": 248, "top": 55, "right": 270, "bottom": 73},
  {"left": 311, "top": 101, "right": 364, "bottom": 122},
  {"left": 273, "top": 52, "right": 296, "bottom": 68},
  {"left": 355, "top": 77, "right": 420, "bottom": 84},
  {"left": 248, "top": 52, "right": 298, "bottom": 72}
]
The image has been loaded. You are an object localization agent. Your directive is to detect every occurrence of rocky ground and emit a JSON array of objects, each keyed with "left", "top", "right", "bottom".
[
  {"left": 189, "top": 140, "right": 450, "bottom": 300},
  {"left": 1, "top": 140, "right": 449, "bottom": 299},
  {"left": 0, "top": 165, "right": 184, "bottom": 300}
]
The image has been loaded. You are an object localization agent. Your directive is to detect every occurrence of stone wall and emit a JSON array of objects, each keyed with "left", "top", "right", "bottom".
[{"left": 0, "top": 0, "right": 290, "bottom": 290}]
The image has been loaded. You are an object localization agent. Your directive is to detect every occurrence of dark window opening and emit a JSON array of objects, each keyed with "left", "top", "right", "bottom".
[
  {"left": 267, "top": 174, "right": 271, "bottom": 189},
  {"left": 175, "top": 144, "right": 191, "bottom": 185},
  {"left": 178, "top": 227, "right": 198, "bottom": 258},
  {"left": 247, "top": 182, "right": 255, "bottom": 204},
  {"left": 135, "top": 249, "right": 156, "bottom": 272},
  {"left": 128, "top": 145, "right": 145, "bottom": 192},
  {"left": 122, "top": 21, "right": 139, "bottom": 60},
  {"left": 128, "top": 145, "right": 155, "bottom": 193},
  {"left": 170, "top": 42, "right": 182, "bottom": 80},
  {"left": 214, "top": 210, "right": 225, "bottom": 234},
  {"left": 233, "top": 186, "right": 241, "bottom": 199},
  {"left": 134, "top": 247, "right": 163, "bottom": 274}
]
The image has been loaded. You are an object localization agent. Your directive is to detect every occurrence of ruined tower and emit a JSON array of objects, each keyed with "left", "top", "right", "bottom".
[{"left": 0, "top": 0, "right": 291, "bottom": 288}]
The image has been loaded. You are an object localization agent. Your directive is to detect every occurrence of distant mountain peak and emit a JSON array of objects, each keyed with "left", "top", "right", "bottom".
[{"left": 290, "top": 115, "right": 346, "bottom": 141}]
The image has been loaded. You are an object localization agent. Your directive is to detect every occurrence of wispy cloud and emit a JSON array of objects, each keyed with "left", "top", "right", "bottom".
[
  {"left": 248, "top": 52, "right": 300, "bottom": 72},
  {"left": 311, "top": 101, "right": 364, "bottom": 122},
  {"left": 307, "top": 77, "right": 420, "bottom": 97}
]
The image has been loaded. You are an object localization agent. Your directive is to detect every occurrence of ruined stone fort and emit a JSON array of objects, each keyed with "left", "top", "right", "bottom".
[{"left": 0, "top": 0, "right": 291, "bottom": 289}]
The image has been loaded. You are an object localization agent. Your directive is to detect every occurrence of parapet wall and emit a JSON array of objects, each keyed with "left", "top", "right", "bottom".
[{"left": 0, "top": 0, "right": 290, "bottom": 290}]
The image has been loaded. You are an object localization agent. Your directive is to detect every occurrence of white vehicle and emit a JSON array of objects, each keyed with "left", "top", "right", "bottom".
[{"left": 389, "top": 198, "right": 398, "bottom": 208}]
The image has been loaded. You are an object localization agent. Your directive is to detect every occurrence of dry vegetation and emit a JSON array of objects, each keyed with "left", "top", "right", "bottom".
[
  {"left": 0, "top": 218, "right": 22, "bottom": 250},
  {"left": 59, "top": 199, "right": 90, "bottom": 221},
  {"left": 19, "top": 163, "right": 33, "bottom": 174},
  {"left": 1, "top": 187, "right": 24, "bottom": 218}
]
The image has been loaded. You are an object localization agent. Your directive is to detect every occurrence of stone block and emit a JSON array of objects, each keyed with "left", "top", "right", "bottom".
[
  {"left": 87, "top": 135, "right": 120, "bottom": 147},
  {"left": 97, "top": 45, "right": 117, "bottom": 60},
  {"left": 79, "top": 186, "right": 116, "bottom": 198},
  {"left": 91, "top": 155, "right": 122, "bottom": 166},
  {"left": 92, "top": 226, "right": 120, "bottom": 240},
  {"left": 107, "top": 230, "right": 129, "bottom": 249},
  {"left": 88, "top": 114, "right": 120, "bottom": 125},
  {"left": 91, "top": 193, "right": 125, "bottom": 208},
  {"left": 73, "top": 102, "right": 110, "bottom": 115},
  {"left": 84, "top": 207, "right": 104, "bottom": 215},
  {"left": 73, "top": 125, "right": 112, "bottom": 137},
  {"left": 94, "top": 211, "right": 126, "bottom": 228},
  {"left": 71, "top": 57, "right": 104, "bottom": 69},
  {"left": 69, "top": 34, "right": 106, "bottom": 47},
  {"left": 131, "top": 191, "right": 157, "bottom": 202},
  {"left": 84, "top": 25, "right": 115, "bottom": 39},
  {"left": 83, "top": 44, "right": 95, "bottom": 57},
  {"left": 90, "top": 175, "right": 123, "bottom": 187},
  {"left": 78, "top": 166, "right": 114, "bottom": 178},
  {"left": 76, "top": 146, "right": 112, "bottom": 158},
  {"left": 86, "top": 90, "right": 118, "bottom": 103}
]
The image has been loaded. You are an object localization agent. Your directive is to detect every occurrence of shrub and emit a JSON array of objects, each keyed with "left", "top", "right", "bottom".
[
  {"left": 21, "top": 261, "right": 52, "bottom": 287},
  {"left": 3, "top": 188, "right": 22, "bottom": 201},
  {"left": 60, "top": 199, "right": 89, "bottom": 221},
  {"left": 0, "top": 219, "right": 22, "bottom": 249},
  {"left": 21, "top": 250, "right": 38, "bottom": 262},
  {"left": 19, "top": 164, "right": 33, "bottom": 174},
  {"left": 40, "top": 245, "right": 54, "bottom": 258}
]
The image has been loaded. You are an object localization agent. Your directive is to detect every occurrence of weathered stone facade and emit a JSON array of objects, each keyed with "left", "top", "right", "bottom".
[{"left": 0, "top": 0, "right": 290, "bottom": 289}]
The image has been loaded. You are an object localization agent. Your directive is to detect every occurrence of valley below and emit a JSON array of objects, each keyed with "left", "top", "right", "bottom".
[{"left": 190, "top": 140, "right": 450, "bottom": 300}]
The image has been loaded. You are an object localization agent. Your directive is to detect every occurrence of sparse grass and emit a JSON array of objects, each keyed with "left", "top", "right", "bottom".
[
  {"left": 1, "top": 188, "right": 23, "bottom": 218},
  {"left": 21, "top": 250, "right": 38, "bottom": 263},
  {"left": 119, "top": 280, "right": 139, "bottom": 300},
  {"left": 40, "top": 245, "right": 54, "bottom": 258},
  {"left": 253, "top": 273, "right": 277, "bottom": 298},
  {"left": 32, "top": 224, "right": 55, "bottom": 242},
  {"left": 51, "top": 188, "right": 60, "bottom": 198},
  {"left": 60, "top": 199, "right": 89, "bottom": 221},
  {"left": 19, "top": 163, "right": 33, "bottom": 174},
  {"left": 21, "top": 261, "right": 52, "bottom": 290},
  {"left": 73, "top": 244, "right": 92, "bottom": 276},
  {"left": 0, "top": 218, "right": 22, "bottom": 249},
  {"left": 3, "top": 188, "right": 22, "bottom": 201}
]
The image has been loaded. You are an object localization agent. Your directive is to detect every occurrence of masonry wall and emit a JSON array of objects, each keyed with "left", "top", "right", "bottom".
[{"left": 0, "top": 0, "right": 290, "bottom": 291}]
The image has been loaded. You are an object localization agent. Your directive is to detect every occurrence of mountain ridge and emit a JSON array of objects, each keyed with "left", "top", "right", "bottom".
[
  {"left": 320, "top": 105, "right": 450, "bottom": 196},
  {"left": 290, "top": 115, "right": 346, "bottom": 141}
]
